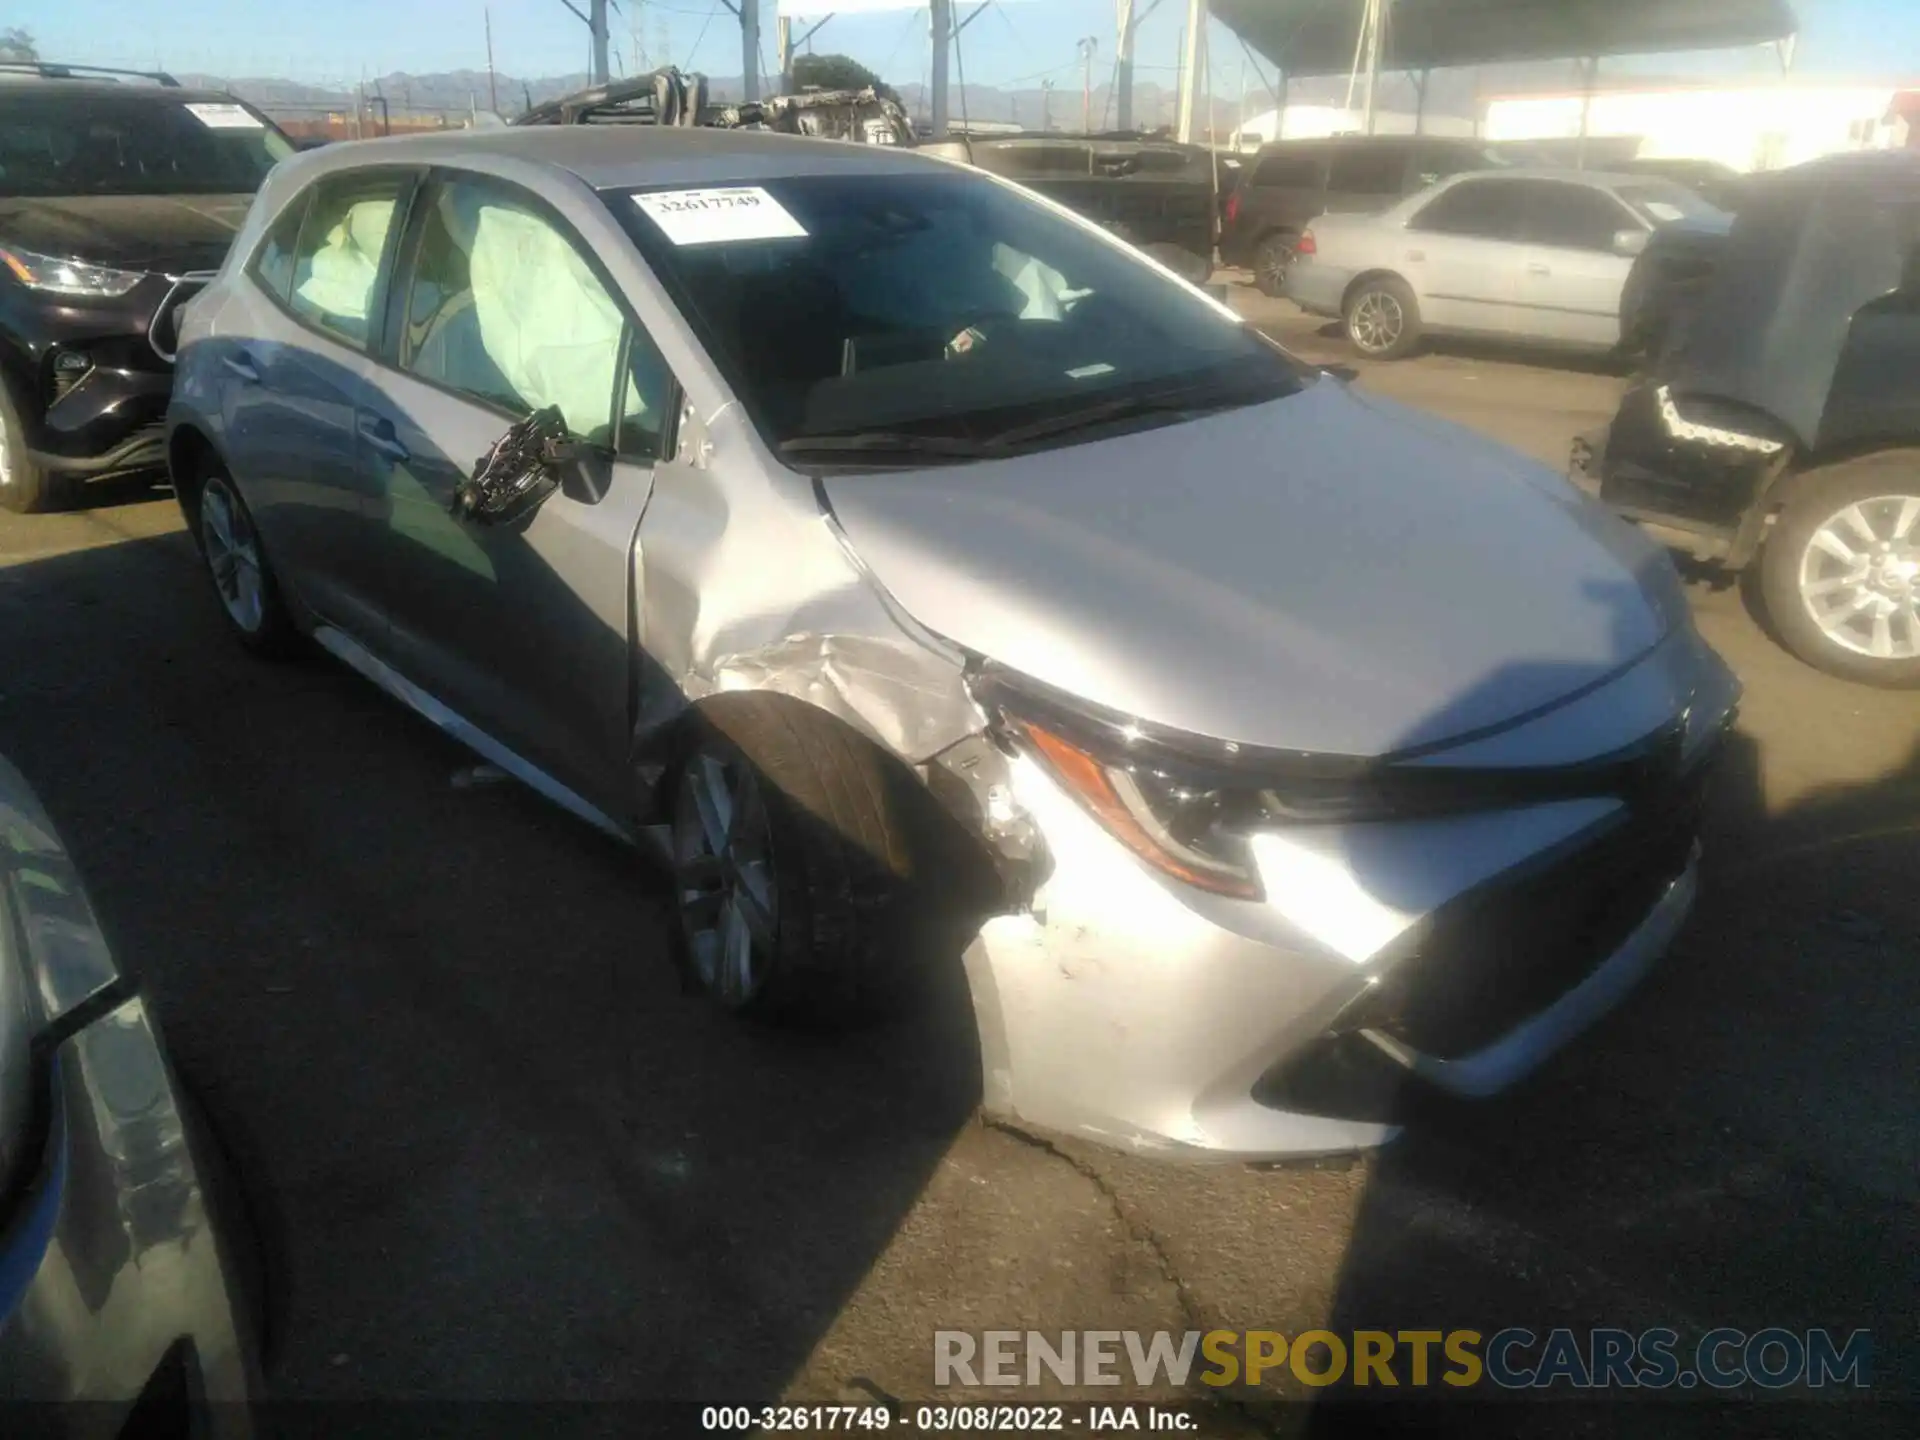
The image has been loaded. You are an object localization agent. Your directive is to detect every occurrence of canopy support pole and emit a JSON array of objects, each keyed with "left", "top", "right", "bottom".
[
  {"left": 1177, "top": 0, "right": 1207, "bottom": 143},
  {"left": 1413, "top": 66, "right": 1429, "bottom": 135},
  {"left": 930, "top": 0, "right": 951, "bottom": 134},
  {"left": 1576, "top": 54, "right": 1598, "bottom": 167}
]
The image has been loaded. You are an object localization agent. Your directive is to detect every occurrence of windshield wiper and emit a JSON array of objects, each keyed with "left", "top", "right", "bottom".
[
  {"left": 974, "top": 378, "right": 1280, "bottom": 448},
  {"left": 777, "top": 431, "right": 996, "bottom": 460}
]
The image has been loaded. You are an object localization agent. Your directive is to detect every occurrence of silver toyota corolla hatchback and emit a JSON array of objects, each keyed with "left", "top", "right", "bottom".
[{"left": 166, "top": 127, "right": 1739, "bottom": 1159}]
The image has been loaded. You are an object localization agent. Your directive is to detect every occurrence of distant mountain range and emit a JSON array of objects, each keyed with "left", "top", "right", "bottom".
[{"left": 182, "top": 62, "right": 1514, "bottom": 130}]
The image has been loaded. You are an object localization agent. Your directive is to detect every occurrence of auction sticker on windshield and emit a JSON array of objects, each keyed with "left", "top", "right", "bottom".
[
  {"left": 633, "top": 188, "right": 808, "bottom": 246},
  {"left": 183, "top": 102, "right": 264, "bottom": 129}
]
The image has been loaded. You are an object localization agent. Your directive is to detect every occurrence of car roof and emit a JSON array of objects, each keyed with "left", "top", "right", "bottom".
[
  {"left": 1432, "top": 165, "right": 1654, "bottom": 189},
  {"left": 0, "top": 77, "right": 247, "bottom": 106},
  {"left": 1255, "top": 134, "right": 1485, "bottom": 153},
  {"left": 306, "top": 124, "right": 941, "bottom": 189}
]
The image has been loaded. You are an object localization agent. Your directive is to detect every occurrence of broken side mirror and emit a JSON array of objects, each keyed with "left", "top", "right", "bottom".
[
  {"left": 453, "top": 405, "right": 583, "bottom": 526},
  {"left": 1613, "top": 227, "right": 1651, "bottom": 258}
]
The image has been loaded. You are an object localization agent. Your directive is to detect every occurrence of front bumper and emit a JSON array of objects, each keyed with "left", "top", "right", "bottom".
[
  {"left": 0, "top": 991, "right": 255, "bottom": 1430},
  {"left": 28, "top": 368, "right": 172, "bottom": 477},
  {"left": 963, "top": 631, "right": 1738, "bottom": 1159}
]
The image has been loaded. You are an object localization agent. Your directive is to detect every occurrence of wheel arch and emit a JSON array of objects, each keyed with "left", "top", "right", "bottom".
[
  {"left": 1340, "top": 268, "right": 1414, "bottom": 314},
  {"left": 167, "top": 422, "right": 223, "bottom": 528}
]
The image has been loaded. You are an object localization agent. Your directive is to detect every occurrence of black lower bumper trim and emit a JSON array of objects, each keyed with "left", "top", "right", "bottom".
[{"left": 30, "top": 424, "right": 167, "bottom": 477}]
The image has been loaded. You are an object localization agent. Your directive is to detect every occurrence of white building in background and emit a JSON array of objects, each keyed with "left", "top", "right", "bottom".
[
  {"left": 1233, "top": 104, "right": 1478, "bottom": 148},
  {"left": 1482, "top": 82, "right": 1916, "bottom": 173}
]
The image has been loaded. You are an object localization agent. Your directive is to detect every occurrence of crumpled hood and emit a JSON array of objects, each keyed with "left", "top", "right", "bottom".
[
  {"left": 822, "top": 380, "right": 1676, "bottom": 758},
  {"left": 0, "top": 194, "right": 249, "bottom": 273}
]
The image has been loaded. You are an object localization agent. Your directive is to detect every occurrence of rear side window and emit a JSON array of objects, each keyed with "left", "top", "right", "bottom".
[
  {"left": 1326, "top": 147, "right": 1408, "bottom": 197},
  {"left": 1522, "top": 182, "right": 1634, "bottom": 251},
  {"left": 249, "top": 192, "right": 310, "bottom": 306},
  {"left": 287, "top": 173, "right": 407, "bottom": 350},
  {"left": 1411, "top": 179, "right": 1528, "bottom": 241},
  {"left": 1251, "top": 152, "right": 1322, "bottom": 188}
]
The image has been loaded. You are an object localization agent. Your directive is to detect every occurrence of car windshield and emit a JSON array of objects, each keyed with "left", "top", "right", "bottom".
[
  {"left": 607, "top": 169, "right": 1305, "bottom": 458},
  {"left": 1616, "top": 180, "right": 1727, "bottom": 228},
  {"left": 0, "top": 92, "right": 292, "bottom": 198}
]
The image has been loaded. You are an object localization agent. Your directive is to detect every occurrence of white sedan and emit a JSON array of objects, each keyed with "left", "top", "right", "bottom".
[{"left": 1284, "top": 167, "right": 1730, "bottom": 359}]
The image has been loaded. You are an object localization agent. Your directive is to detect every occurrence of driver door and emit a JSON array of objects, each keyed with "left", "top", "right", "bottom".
[{"left": 355, "top": 171, "right": 679, "bottom": 814}]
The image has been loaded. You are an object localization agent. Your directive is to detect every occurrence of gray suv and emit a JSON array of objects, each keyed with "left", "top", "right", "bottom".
[
  {"left": 1220, "top": 134, "right": 1514, "bottom": 294},
  {"left": 165, "top": 127, "right": 1736, "bottom": 1161}
]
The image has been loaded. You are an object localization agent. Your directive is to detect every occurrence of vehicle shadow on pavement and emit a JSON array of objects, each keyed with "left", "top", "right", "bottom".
[
  {"left": 1295, "top": 722, "right": 1920, "bottom": 1436},
  {"left": 0, "top": 521, "right": 986, "bottom": 1406},
  {"left": 1302, "top": 316, "right": 1631, "bottom": 379}
]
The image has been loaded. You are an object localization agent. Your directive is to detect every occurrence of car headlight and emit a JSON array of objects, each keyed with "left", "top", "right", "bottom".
[
  {"left": 975, "top": 666, "right": 1697, "bottom": 905},
  {"left": 0, "top": 243, "right": 144, "bottom": 299}
]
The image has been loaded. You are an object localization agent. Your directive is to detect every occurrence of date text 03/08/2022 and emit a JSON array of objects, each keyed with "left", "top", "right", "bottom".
[{"left": 701, "top": 1405, "right": 1194, "bottom": 1432}]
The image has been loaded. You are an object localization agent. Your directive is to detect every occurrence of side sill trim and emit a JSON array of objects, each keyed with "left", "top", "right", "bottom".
[{"left": 311, "top": 625, "right": 634, "bottom": 846}]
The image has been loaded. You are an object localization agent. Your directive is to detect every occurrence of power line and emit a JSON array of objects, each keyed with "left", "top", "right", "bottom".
[{"left": 680, "top": 1, "right": 718, "bottom": 70}]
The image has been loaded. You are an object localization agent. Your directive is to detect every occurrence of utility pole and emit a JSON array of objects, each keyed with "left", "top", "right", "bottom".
[
  {"left": 1176, "top": 0, "right": 1205, "bottom": 142},
  {"left": 485, "top": 6, "right": 499, "bottom": 112},
  {"left": 1079, "top": 35, "right": 1098, "bottom": 133},
  {"left": 931, "top": 0, "right": 953, "bottom": 134},
  {"left": 777, "top": 15, "right": 792, "bottom": 92},
  {"left": 590, "top": 0, "right": 610, "bottom": 84},
  {"left": 1040, "top": 77, "right": 1053, "bottom": 132},
  {"left": 1115, "top": 0, "right": 1135, "bottom": 131},
  {"left": 740, "top": 0, "right": 760, "bottom": 100}
]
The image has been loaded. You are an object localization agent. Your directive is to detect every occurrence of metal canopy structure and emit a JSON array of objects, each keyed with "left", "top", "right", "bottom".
[{"left": 1213, "top": 0, "right": 1798, "bottom": 78}]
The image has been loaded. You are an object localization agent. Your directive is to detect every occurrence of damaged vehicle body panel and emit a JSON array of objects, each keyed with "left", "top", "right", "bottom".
[
  {"left": 1580, "top": 151, "right": 1920, "bottom": 682},
  {"left": 170, "top": 126, "right": 1738, "bottom": 1158}
]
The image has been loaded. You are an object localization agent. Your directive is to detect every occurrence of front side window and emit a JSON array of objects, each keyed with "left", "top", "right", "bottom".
[
  {"left": 1614, "top": 181, "right": 1726, "bottom": 229},
  {"left": 399, "top": 175, "right": 669, "bottom": 452},
  {"left": 1411, "top": 179, "right": 1527, "bottom": 241},
  {"left": 0, "top": 94, "right": 292, "bottom": 198},
  {"left": 287, "top": 174, "right": 405, "bottom": 349},
  {"left": 608, "top": 170, "right": 1304, "bottom": 457}
]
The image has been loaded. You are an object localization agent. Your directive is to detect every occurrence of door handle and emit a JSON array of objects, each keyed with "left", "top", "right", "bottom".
[
  {"left": 356, "top": 412, "right": 410, "bottom": 464},
  {"left": 221, "top": 352, "right": 260, "bottom": 384}
]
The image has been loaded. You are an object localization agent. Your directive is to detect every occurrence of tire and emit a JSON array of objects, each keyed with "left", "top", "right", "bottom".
[
  {"left": 1252, "top": 233, "right": 1295, "bottom": 297},
  {"left": 666, "top": 693, "right": 936, "bottom": 1028},
  {"left": 190, "top": 460, "right": 299, "bottom": 657},
  {"left": 1761, "top": 453, "right": 1920, "bottom": 687},
  {"left": 1343, "top": 274, "right": 1423, "bottom": 360},
  {"left": 0, "top": 381, "right": 72, "bottom": 514}
]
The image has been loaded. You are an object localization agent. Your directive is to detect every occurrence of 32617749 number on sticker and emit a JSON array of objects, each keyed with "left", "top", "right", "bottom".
[{"left": 632, "top": 187, "right": 809, "bottom": 246}]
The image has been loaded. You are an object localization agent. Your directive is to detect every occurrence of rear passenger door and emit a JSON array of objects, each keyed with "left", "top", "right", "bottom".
[
  {"left": 222, "top": 168, "right": 415, "bottom": 641},
  {"left": 356, "top": 169, "right": 679, "bottom": 811},
  {"left": 1514, "top": 180, "right": 1641, "bottom": 348},
  {"left": 1401, "top": 178, "right": 1529, "bottom": 333},
  {"left": 1239, "top": 147, "right": 1327, "bottom": 242}
]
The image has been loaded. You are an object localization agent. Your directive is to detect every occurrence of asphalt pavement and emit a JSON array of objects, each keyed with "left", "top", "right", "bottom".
[{"left": 0, "top": 285, "right": 1914, "bottom": 1435}]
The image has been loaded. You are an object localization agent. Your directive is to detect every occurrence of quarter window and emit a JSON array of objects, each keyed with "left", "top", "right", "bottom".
[
  {"left": 1251, "top": 153, "right": 1322, "bottom": 188},
  {"left": 398, "top": 175, "right": 671, "bottom": 455},
  {"left": 287, "top": 173, "right": 405, "bottom": 349},
  {"left": 250, "top": 191, "right": 310, "bottom": 306},
  {"left": 1326, "top": 147, "right": 1407, "bottom": 197}
]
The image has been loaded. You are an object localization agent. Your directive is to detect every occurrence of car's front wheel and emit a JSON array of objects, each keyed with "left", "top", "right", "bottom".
[
  {"left": 0, "top": 383, "right": 71, "bottom": 514},
  {"left": 1343, "top": 275, "right": 1423, "bottom": 359},
  {"left": 1761, "top": 451, "right": 1920, "bottom": 686},
  {"left": 191, "top": 463, "right": 298, "bottom": 657},
  {"left": 667, "top": 694, "right": 930, "bottom": 1028}
]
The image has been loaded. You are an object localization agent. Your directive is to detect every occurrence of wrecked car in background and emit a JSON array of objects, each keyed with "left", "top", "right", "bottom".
[
  {"left": 165, "top": 127, "right": 1737, "bottom": 1160},
  {"left": 514, "top": 68, "right": 1213, "bottom": 283},
  {"left": 1578, "top": 151, "right": 1920, "bottom": 686}
]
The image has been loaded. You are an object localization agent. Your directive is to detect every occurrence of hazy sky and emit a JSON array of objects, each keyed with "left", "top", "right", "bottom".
[{"left": 10, "top": 0, "right": 1917, "bottom": 94}]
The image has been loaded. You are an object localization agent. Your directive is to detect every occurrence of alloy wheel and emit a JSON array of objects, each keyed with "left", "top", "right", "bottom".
[
  {"left": 1349, "top": 291, "right": 1403, "bottom": 354},
  {"left": 1797, "top": 494, "right": 1920, "bottom": 661},
  {"left": 672, "top": 748, "right": 778, "bottom": 1007},
  {"left": 200, "top": 478, "right": 267, "bottom": 634}
]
